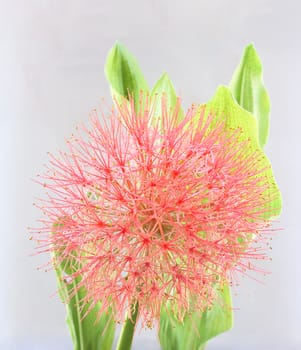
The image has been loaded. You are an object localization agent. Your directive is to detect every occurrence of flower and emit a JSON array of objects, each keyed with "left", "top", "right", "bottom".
[{"left": 35, "top": 94, "right": 277, "bottom": 327}]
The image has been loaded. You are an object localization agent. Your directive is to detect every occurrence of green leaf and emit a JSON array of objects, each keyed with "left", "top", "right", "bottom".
[
  {"left": 105, "top": 41, "right": 149, "bottom": 111},
  {"left": 151, "top": 72, "right": 185, "bottom": 124},
  {"left": 54, "top": 251, "right": 115, "bottom": 350},
  {"left": 159, "top": 285, "right": 232, "bottom": 350},
  {"left": 230, "top": 44, "right": 270, "bottom": 148},
  {"left": 204, "top": 85, "right": 282, "bottom": 218},
  {"left": 205, "top": 85, "right": 258, "bottom": 143}
]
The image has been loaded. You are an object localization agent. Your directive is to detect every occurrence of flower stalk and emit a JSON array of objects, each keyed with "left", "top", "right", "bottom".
[{"left": 116, "top": 302, "right": 139, "bottom": 350}]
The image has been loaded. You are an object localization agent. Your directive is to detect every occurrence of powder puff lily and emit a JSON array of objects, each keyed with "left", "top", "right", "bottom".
[{"left": 35, "top": 93, "right": 278, "bottom": 327}]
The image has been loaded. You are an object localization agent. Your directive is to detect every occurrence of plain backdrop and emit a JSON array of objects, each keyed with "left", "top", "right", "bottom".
[{"left": 0, "top": 0, "right": 300, "bottom": 349}]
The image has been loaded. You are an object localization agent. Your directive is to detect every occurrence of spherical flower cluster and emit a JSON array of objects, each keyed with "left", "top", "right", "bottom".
[{"left": 35, "top": 95, "right": 276, "bottom": 326}]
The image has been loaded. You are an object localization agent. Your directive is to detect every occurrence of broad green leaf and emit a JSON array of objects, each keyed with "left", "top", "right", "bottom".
[
  {"left": 204, "top": 85, "right": 282, "bottom": 218},
  {"left": 105, "top": 41, "right": 149, "bottom": 111},
  {"left": 205, "top": 85, "right": 258, "bottom": 143},
  {"left": 159, "top": 285, "right": 232, "bottom": 350},
  {"left": 230, "top": 44, "right": 270, "bottom": 148},
  {"left": 53, "top": 248, "right": 115, "bottom": 350},
  {"left": 151, "top": 72, "right": 185, "bottom": 124}
]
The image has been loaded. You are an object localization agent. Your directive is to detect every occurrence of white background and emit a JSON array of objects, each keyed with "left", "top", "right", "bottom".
[{"left": 0, "top": 0, "right": 300, "bottom": 349}]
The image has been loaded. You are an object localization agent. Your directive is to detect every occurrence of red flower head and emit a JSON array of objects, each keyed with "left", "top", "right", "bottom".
[{"left": 35, "top": 94, "right": 277, "bottom": 327}]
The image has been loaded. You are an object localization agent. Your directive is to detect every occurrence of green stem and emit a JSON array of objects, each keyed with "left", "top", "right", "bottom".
[{"left": 116, "top": 302, "right": 139, "bottom": 350}]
